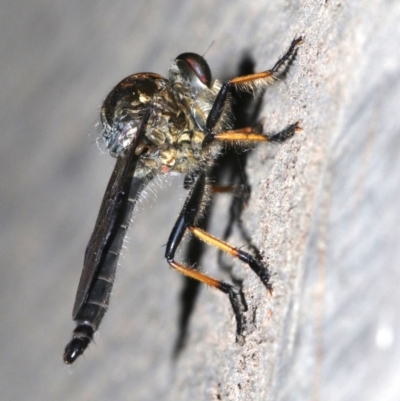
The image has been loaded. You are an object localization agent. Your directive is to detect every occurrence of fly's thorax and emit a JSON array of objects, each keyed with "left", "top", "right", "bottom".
[
  {"left": 99, "top": 73, "right": 167, "bottom": 157},
  {"left": 98, "top": 65, "right": 229, "bottom": 178}
]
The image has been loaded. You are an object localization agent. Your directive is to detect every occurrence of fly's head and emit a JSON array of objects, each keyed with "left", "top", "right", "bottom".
[
  {"left": 169, "top": 52, "right": 212, "bottom": 93},
  {"left": 169, "top": 53, "right": 227, "bottom": 132}
]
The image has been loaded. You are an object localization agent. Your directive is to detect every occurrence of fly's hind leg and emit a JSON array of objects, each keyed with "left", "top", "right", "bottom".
[
  {"left": 166, "top": 172, "right": 272, "bottom": 343},
  {"left": 166, "top": 172, "right": 247, "bottom": 341},
  {"left": 189, "top": 227, "right": 272, "bottom": 295}
]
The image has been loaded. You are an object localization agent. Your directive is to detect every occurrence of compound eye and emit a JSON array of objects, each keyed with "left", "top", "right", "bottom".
[{"left": 176, "top": 52, "right": 212, "bottom": 88}]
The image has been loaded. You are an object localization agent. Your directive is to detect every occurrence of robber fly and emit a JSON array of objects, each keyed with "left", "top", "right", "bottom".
[{"left": 63, "top": 37, "right": 302, "bottom": 364}]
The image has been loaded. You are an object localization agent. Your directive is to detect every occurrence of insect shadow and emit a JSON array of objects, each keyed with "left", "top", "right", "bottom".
[{"left": 173, "top": 54, "right": 266, "bottom": 357}]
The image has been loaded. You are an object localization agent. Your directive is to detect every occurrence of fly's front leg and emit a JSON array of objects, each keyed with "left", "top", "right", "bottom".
[
  {"left": 203, "top": 37, "right": 302, "bottom": 146},
  {"left": 166, "top": 172, "right": 247, "bottom": 342}
]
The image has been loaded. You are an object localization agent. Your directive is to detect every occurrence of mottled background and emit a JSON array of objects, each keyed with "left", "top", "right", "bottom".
[{"left": 1, "top": 1, "right": 400, "bottom": 400}]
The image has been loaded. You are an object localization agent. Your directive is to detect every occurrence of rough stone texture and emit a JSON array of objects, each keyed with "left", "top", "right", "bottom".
[{"left": 1, "top": 1, "right": 399, "bottom": 400}]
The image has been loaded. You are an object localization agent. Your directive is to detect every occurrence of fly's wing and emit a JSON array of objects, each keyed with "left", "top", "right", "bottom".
[{"left": 72, "top": 110, "right": 150, "bottom": 319}]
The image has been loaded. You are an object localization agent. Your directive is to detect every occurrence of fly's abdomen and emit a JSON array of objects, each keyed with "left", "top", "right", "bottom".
[
  {"left": 75, "top": 211, "right": 131, "bottom": 326},
  {"left": 64, "top": 178, "right": 143, "bottom": 364}
]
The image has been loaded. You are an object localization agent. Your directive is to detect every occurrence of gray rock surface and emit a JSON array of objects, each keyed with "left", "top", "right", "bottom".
[{"left": 1, "top": 1, "right": 399, "bottom": 400}]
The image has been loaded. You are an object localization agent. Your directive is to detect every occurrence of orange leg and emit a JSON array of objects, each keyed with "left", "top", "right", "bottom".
[
  {"left": 204, "top": 37, "right": 302, "bottom": 146},
  {"left": 215, "top": 122, "right": 301, "bottom": 143},
  {"left": 166, "top": 172, "right": 247, "bottom": 341},
  {"left": 210, "top": 184, "right": 248, "bottom": 199},
  {"left": 189, "top": 227, "right": 272, "bottom": 295},
  {"left": 229, "top": 37, "right": 303, "bottom": 93}
]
